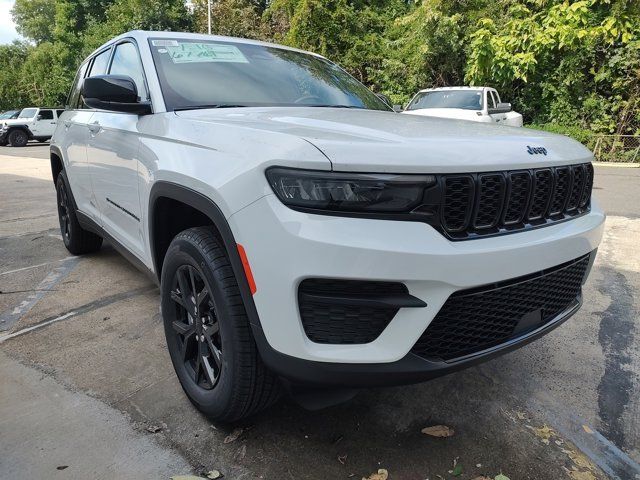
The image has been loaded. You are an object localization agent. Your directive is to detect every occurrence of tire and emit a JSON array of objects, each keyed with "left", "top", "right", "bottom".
[
  {"left": 161, "top": 227, "right": 281, "bottom": 422},
  {"left": 8, "top": 129, "right": 28, "bottom": 147},
  {"left": 56, "top": 171, "right": 103, "bottom": 255}
]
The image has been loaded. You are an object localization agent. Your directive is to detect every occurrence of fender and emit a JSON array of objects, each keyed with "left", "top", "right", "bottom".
[
  {"left": 5, "top": 125, "right": 33, "bottom": 139},
  {"left": 148, "top": 181, "right": 263, "bottom": 331}
]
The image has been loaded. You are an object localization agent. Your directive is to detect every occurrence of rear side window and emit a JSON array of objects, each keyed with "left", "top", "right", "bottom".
[
  {"left": 88, "top": 48, "right": 112, "bottom": 77},
  {"left": 39, "top": 110, "right": 53, "bottom": 120},
  {"left": 67, "top": 62, "right": 88, "bottom": 109}
]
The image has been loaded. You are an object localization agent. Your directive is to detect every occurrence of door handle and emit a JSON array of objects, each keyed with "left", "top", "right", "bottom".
[{"left": 88, "top": 121, "right": 101, "bottom": 134}]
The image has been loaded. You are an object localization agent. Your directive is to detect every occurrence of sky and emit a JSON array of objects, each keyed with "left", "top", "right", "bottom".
[{"left": 0, "top": 0, "right": 22, "bottom": 45}]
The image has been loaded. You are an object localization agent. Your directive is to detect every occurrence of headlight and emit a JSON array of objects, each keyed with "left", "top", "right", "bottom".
[{"left": 266, "top": 167, "right": 436, "bottom": 214}]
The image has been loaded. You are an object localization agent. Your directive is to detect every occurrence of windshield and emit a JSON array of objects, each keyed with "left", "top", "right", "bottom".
[
  {"left": 407, "top": 90, "right": 484, "bottom": 111},
  {"left": 18, "top": 108, "right": 37, "bottom": 119},
  {"left": 0, "top": 110, "right": 18, "bottom": 120},
  {"left": 149, "top": 38, "right": 390, "bottom": 111}
]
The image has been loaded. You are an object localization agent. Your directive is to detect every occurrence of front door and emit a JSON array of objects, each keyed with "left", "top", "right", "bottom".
[
  {"left": 31, "top": 109, "right": 57, "bottom": 138},
  {"left": 86, "top": 40, "right": 150, "bottom": 260}
]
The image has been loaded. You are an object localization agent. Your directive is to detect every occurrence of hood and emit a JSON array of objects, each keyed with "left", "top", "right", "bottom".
[
  {"left": 403, "top": 108, "right": 482, "bottom": 122},
  {"left": 176, "top": 107, "right": 593, "bottom": 173}
]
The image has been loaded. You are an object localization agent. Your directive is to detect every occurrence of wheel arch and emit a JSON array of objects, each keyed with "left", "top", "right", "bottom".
[
  {"left": 50, "top": 145, "right": 64, "bottom": 184},
  {"left": 148, "top": 181, "right": 260, "bottom": 325}
]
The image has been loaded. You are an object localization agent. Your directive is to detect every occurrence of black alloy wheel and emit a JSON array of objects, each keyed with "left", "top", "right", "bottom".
[
  {"left": 57, "top": 180, "right": 71, "bottom": 243},
  {"left": 169, "top": 264, "right": 222, "bottom": 390}
]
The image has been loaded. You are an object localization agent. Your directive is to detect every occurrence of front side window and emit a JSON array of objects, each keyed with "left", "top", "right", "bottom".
[
  {"left": 149, "top": 38, "right": 389, "bottom": 111},
  {"left": 18, "top": 108, "right": 37, "bottom": 119},
  {"left": 110, "top": 42, "right": 148, "bottom": 101},
  {"left": 407, "top": 90, "right": 484, "bottom": 111}
]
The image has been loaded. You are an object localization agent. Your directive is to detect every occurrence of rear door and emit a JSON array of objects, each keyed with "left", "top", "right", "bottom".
[
  {"left": 59, "top": 61, "right": 97, "bottom": 218},
  {"left": 85, "top": 40, "right": 150, "bottom": 259}
]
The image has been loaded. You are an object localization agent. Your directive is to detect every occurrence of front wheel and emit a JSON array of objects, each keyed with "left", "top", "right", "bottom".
[
  {"left": 161, "top": 227, "right": 281, "bottom": 422},
  {"left": 8, "top": 129, "right": 28, "bottom": 147}
]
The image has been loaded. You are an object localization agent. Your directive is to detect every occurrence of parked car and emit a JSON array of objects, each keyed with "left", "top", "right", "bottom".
[
  {"left": 0, "top": 109, "right": 21, "bottom": 120},
  {"left": 0, "top": 107, "right": 64, "bottom": 146},
  {"left": 403, "top": 86, "right": 524, "bottom": 127},
  {"left": 51, "top": 31, "right": 603, "bottom": 422}
]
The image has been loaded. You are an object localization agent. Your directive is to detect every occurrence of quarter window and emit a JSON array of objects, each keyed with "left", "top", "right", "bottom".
[
  {"left": 88, "top": 48, "right": 112, "bottom": 77},
  {"left": 109, "top": 42, "right": 148, "bottom": 101}
]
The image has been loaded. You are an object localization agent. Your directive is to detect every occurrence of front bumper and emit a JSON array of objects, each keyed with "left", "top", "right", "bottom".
[{"left": 229, "top": 194, "right": 604, "bottom": 379}]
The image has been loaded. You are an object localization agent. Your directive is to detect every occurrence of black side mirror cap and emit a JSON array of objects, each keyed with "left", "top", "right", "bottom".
[{"left": 82, "top": 75, "right": 152, "bottom": 115}]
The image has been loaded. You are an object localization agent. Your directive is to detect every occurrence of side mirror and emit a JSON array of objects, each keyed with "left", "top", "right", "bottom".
[
  {"left": 82, "top": 75, "right": 151, "bottom": 115},
  {"left": 36, "top": 114, "right": 43, "bottom": 121},
  {"left": 489, "top": 102, "right": 512, "bottom": 114}
]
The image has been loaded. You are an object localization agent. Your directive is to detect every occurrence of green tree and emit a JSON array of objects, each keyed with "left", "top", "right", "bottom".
[
  {"left": 11, "top": 0, "right": 56, "bottom": 44},
  {"left": 0, "top": 42, "right": 32, "bottom": 109}
]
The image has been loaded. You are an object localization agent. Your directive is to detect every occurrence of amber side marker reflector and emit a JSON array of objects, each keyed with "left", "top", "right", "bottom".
[{"left": 237, "top": 243, "right": 257, "bottom": 295}]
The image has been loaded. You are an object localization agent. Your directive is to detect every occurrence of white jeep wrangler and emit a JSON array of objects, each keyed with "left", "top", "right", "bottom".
[
  {"left": 50, "top": 31, "right": 604, "bottom": 422},
  {"left": 0, "top": 107, "right": 64, "bottom": 147}
]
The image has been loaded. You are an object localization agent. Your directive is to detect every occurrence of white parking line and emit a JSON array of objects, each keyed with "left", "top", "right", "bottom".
[
  {"left": 0, "top": 312, "right": 76, "bottom": 344},
  {"left": 0, "top": 257, "right": 75, "bottom": 277}
]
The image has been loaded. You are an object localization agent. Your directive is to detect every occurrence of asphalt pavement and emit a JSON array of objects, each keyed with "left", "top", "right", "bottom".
[{"left": 0, "top": 150, "right": 638, "bottom": 480}]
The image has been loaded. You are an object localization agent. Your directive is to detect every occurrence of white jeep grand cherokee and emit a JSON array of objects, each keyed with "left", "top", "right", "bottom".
[{"left": 50, "top": 31, "right": 604, "bottom": 422}]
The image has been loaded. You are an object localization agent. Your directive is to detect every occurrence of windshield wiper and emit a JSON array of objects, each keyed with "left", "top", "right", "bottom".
[{"left": 174, "top": 104, "right": 248, "bottom": 111}]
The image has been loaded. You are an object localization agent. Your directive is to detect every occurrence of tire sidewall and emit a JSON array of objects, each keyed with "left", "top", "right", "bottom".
[
  {"left": 9, "top": 130, "right": 28, "bottom": 147},
  {"left": 161, "top": 236, "right": 240, "bottom": 417}
]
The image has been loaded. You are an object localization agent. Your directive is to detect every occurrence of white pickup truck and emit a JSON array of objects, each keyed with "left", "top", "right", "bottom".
[
  {"left": 403, "top": 86, "right": 524, "bottom": 127},
  {"left": 0, "top": 107, "right": 64, "bottom": 147}
]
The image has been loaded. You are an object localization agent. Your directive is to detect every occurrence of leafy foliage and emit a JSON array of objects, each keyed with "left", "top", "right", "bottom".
[{"left": 1, "top": 0, "right": 638, "bottom": 138}]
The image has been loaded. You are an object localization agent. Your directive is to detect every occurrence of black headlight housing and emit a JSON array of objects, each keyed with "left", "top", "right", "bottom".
[{"left": 266, "top": 167, "right": 438, "bottom": 216}]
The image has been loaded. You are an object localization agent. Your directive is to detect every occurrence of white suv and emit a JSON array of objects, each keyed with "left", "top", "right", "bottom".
[
  {"left": 0, "top": 107, "right": 64, "bottom": 146},
  {"left": 50, "top": 31, "right": 604, "bottom": 422}
]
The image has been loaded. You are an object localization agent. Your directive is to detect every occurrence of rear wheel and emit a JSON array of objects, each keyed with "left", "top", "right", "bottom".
[
  {"left": 56, "top": 171, "right": 103, "bottom": 254},
  {"left": 161, "top": 227, "right": 281, "bottom": 422},
  {"left": 8, "top": 129, "right": 28, "bottom": 147}
]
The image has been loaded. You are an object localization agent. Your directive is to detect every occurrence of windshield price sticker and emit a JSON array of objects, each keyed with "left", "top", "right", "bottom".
[{"left": 163, "top": 43, "right": 249, "bottom": 64}]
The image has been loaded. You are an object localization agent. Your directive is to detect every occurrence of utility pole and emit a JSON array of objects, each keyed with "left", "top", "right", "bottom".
[{"left": 207, "top": 0, "right": 212, "bottom": 34}]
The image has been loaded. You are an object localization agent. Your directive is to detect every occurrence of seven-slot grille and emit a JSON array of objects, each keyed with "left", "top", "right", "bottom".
[
  {"left": 440, "top": 163, "right": 593, "bottom": 238},
  {"left": 410, "top": 253, "right": 591, "bottom": 362}
]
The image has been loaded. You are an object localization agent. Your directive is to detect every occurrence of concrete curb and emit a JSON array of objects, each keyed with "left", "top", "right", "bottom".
[{"left": 593, "top": 161, "right": 640, "bottom": 168}]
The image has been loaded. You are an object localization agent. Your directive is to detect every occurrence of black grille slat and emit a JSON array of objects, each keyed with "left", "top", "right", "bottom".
[
  {"left": 549, "top": 166, "right": 571, "bottom": 216},
  {"left": 411, "top": 254, "right": 591, "bottom": 361},
  {"left": 473, "top": 174, "right": 506, "bottom": 229},
  {"left": 442, "top": 176, "right": 474, "bottom": 232},
  {"left": 527, "top": 169, "right": 553, "bottom": 221},
  {"left": 503, "top": 172, "right": 531, "bottom": 225},
  {"left": 567, "top": 164, "right": 586, "bottom": 212},
  {"left": 439, "top": 163, "right": 593, "bottom": 239}
]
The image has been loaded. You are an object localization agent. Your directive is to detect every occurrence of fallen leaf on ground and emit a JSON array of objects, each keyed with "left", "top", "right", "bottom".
[
  {"left": 234, "top": 444, "right": 247, "bottom": 461},
  {"left": 421, "top": 425, "right": 454, "bottom": 437},
  {"left": 528, "top": 425, "right": 555, "bottom": 445},
  {"left": 206, "top": 470, "right": 222, "bottom": 479},
  {"left": 582, "top": 425, "right": 594, "bottom": 434},
  {"left": 147, "top": 425, "right": 162, "bottom": 433},
  {"left": 362, "top": 468, "right": 388, "bottom": 480},
  {"left": 494, "top": 474, "right": 511, "bottom": 480},
  {"left": 223, "top": 428, "right": 243, "bottom": 444},
  {"left": 452, "top": 463, "right": 463, "bottom": 476},
  {"left": 338, "top": 454, "right": 348, "bottom": 465}
]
